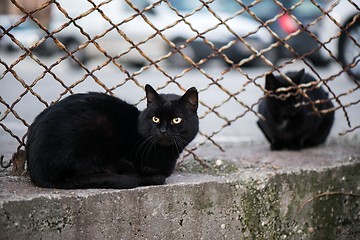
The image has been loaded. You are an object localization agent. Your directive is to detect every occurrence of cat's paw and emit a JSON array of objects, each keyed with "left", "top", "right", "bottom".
[
  {"left": 288, "top": 145, "right": 303, "bottom": 151},
  {"left": 140, "top": 175, "right": 166, "bottom": 186},
  {"left": 270, "top": 143, "right": 284, "bottom": 151}
]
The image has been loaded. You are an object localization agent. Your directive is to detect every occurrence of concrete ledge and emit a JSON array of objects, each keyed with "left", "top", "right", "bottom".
[{"left": 1, "top": 143, "right": 360, "bottom": 239}]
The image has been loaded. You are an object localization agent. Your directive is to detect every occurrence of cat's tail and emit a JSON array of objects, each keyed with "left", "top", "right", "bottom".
[
  {"left": 305, "top": 112, "right": 335, "bottom": 148},
  {"left": 33, "top": 173, "right": 167, "bottom": 189},
  {"left": 35, "top": 173, "right": 142, "bottom": 189}
]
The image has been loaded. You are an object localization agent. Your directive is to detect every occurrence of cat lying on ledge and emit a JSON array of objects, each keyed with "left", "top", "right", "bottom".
[{"left": 26, "top": 85, "right": 199, "bottom": 189}]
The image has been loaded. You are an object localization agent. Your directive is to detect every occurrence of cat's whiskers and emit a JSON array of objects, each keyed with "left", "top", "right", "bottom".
[
  {"left": 134, "top": 136, "right": 151, "bottom": 163},
  {"left": 136, "top": 135, "right": 157, "bottom": 168},
  {"left": 172, "top": 137, "right": 181, "bottom": 155},
  {"left": 135, "top": 133, "right": 189, "bottom": 168},
  {"left": 145, "top": 137, "right": 158, "bottom": 166},
  {"left": 172, "top": 135, "right": 188, "bottom": 155}
]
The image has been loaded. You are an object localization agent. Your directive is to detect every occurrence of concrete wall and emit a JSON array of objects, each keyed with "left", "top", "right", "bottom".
[{"left": 1, "top": 144, "right": 359, "bottom": 239}]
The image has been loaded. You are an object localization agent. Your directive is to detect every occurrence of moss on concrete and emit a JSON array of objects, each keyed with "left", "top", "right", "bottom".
[{"left": 1, "top": 155, "right": 359, "bottom": 239}]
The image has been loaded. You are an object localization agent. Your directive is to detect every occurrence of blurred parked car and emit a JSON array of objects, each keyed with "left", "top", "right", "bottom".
[
  {"left": 237, "top": 0, "right": 329, "bottom": 66},
  {"left": 317, "top": 1, "right": 360, "bottom": 79},
  {"left": 165, "top": 0, "right": 274, "bottom": 66},
  {"left": 48, "top": 0, "right": 273, "bottom": 67},
  {"left": 0, "top": 15, "right": 50, "bottom": 55},
  {"left": 1, "top": 0, "right": 275, "bottom": 68}
]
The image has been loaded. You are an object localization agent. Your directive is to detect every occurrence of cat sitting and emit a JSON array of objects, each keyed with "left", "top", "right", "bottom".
[
  {"left": 26, "top": 85, "right": 199, "bottom": 189},
  {"left": 257, "top": 69, "right": 334, "bottom": 150}
]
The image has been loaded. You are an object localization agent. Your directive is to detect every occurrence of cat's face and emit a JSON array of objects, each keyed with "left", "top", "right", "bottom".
[
  {"left": 265, "top": 70, "right": 305, "bottom": 117},
  {"left": 138, "top": 85, "right": 199, "bottom": 149}
]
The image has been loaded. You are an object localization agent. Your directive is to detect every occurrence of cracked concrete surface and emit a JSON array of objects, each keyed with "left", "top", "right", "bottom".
[{"left": 1, "top": 140, "right": 359, "bottom": 240}]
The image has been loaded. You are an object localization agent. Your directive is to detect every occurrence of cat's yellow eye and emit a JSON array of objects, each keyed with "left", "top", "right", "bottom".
[
  {"left": 172, "top": 117, "right": 182, "bottom": 125},
  {"left": 152, "top": 116, "right": 160, "bottom": 124}
]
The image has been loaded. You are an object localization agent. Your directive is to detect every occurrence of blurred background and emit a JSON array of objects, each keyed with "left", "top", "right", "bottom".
[{"left": 1, "top": 0, "right": 359, "bottom": 164}]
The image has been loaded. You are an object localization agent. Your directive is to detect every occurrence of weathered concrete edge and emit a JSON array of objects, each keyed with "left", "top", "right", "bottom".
[{"left": 1, "top": 157, "right": 360, "bottom": 240}]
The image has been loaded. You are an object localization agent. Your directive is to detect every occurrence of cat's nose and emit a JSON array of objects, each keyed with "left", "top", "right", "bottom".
[{"left": 159, "top": 127, "right": 167, "bottom": 135}]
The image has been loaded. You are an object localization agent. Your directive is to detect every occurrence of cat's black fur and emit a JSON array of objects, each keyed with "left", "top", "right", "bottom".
[
  {"left": 257, "top": 69, "right": 334, "bottom": 150},
  {"left": 26, "top": 85, "right": 199, "bottom": 189}
]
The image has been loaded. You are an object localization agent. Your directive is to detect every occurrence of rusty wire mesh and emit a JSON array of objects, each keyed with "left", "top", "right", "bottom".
[{"left": 1, "top": 0, "right": 360, "bottom": 169}]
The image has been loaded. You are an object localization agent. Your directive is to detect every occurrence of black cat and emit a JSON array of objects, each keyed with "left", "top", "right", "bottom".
[
  {"left": 257, "top": 69, "right": 334, "bottom": 150},
  {"left": 26, "top": 85, "right": 199, "bottom": 189}
]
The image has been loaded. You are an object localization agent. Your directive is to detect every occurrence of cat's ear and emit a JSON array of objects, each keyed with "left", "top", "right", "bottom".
[
  {"left": 179, "top": 87, "right": 198, "bottom": 112},
  {"left": 293, "top": 69, "right": 305, "bottom": 84},
  {"left": 265, "top": 73, "right": 277, "bottom": 90},
  {"left": 145, "top": 84, "right": 159, "bottom": 106}
]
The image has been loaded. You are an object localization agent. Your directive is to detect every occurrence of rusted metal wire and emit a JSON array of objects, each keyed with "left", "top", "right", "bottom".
[
  {"left": 1, "top": 0, "right": 359, "bottom": 169},
  {"left": 0, "top": 155, "right": 11, "bottom": 168}
]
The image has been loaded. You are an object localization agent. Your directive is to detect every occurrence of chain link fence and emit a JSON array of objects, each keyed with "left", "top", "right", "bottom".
[{"left": 1, "top": 0, "right": 360, "bottom": 169}]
